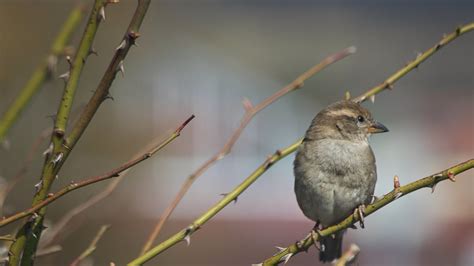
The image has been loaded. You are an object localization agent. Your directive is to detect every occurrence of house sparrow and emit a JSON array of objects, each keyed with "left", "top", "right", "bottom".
[{"left": 294, "top": 100, "right": 388, "bottom": 262}]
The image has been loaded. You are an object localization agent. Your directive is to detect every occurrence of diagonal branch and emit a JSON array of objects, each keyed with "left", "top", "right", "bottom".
[
  {"left": 0, "top": 5, "right": 85, "bottom": 143},
  {"left": 139, "top": 46, "right": 356, "bottom": 255},
  {"left": 260, "top": 159, "right": 474, "bottom": 265},
  {"left": 352, "top": 22, "right": 474, "bottom": 103},
  {"left": 128, "top": 141, "right": 302, "bottom": 265},
  {"left": 0, "top": 115, "right": 194, "bottom": 229},
  {"left": 70, "top": 225, "right": 110, "bottom": 266}
]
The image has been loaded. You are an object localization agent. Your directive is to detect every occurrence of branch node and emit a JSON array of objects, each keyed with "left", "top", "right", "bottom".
[
  {"left": 393, "top": 175, "right": 400, "bottom": 189},
  {"left": 447, "top": 171, "right": 456, "bottom": 182}
]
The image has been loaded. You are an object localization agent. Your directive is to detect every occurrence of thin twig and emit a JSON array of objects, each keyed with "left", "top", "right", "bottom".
[
  {"left": 334, "top": 244, "right": 360, "bottom": 266},
  {"left": 260, "top": 160, "right": 473, "bottom": 265},
  {"left": 352, "top": 22, "right": 474, "bottom": 103},
  {"left": 70, "top": 225, "right": 110, "bottom": 266},
  {"left": 139, "top": 46, "right": 356, "bottom": 255},
  {"left": 40, "top": 123, "right": 193, "bottom": 248},
  {"left": 0, "top": 5, "right": 85, "bottom": 143},
  {"left": 0, "top": 115, "right": 194, "bottom": 229}
]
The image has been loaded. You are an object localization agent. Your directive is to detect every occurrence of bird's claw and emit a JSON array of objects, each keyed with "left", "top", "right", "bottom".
[
  {"left": 310, "top": 229, "right": 323, "bottom": 251},
  {"left": 353, "top": 205, "right": 366, "bottom": 228}
]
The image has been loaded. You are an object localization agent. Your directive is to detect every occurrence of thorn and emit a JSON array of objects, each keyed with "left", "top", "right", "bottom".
[
  {"left": 431, "top": 183, "right": 438, "bottom": 193},
  {"left": 275, "top": 246, "right": 286, "bottom": 252},
  {"left": 394, "top": 191, "right": 403, "bottom": 199},
  {"left": 349, "top": 223, "right": 357, "bottom": 229},
  {"left": 88, "top": 47, "right": 98, "bottom": 56},
  {"left": 34, "top": 180, "right": 43, "bottom": 193},
  {"left": 371, "top": 195, "right": 380, "bottom": 203},
  {"left": 369, "top": 94, "right": 375, "bottom": 103},
  {"left": 51, "top": 152, "right": 64, "bottom": 167},
  {"left": 47, "top": 193, "right": 54, "bottom": 197},
  {"left": 99, "top": 6, "right": 106, "bottom": 21},
  {"left": 415, "top": 51, "right": 423, "bottom": 59},
  {"left": 115, "top": 39, "right": 127, "bottom": 51},
  {"left": 117, "top": 60, "right": 125, "bottom": 77},
  {"left": 104, "top": 93, "right": 115, "bottom": 101},
  {"left": 281, "top": 253, "right": 293, "bottom": 264},
  {"left": 393, "top": 175, "right": 400, "bottom": 189},
  {"left": 32, "top": 212, "right": 39, "bottom": 219},
  {"left": 66, "top": 55, "right": 72, "bottom": 68},
  {"left": 435, "top": 43, "right": 441, "bottom": 50},
  {"left": 386, "top": 82, "right": 394, "bottom": 90},
  {"left": 345, "top": 91, "right": 351, "bottom": 100},
  {"left": 242, "top": 97, "right": 253, "bottom": 112},
  {"left": 251, "top": 264, "right": 263, "bottom": 266},
  {"left": 58, "top": 71, "right": 70, "bottom": 81},
  {"left": 447, "top": 171, "right": 456, "bottom": 182},
  {"left": 32, "top": 233, "right": 37, "bottom": 239},
  {"left": 219, "top": 193, "right": 238, "bottom": 203},
  {"left": 107, "top": 0, "right": 120, "bottom": 3},
  {"left": 184, "top": 235, "right": 191, "bottom": 246}
]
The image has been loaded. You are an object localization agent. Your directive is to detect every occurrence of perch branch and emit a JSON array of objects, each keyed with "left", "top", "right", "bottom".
[
  {"left": 352, "top": 22, "right": 474, "bottom": 103},
  {"left": 0, "top": 115, "right": 194, "bottom": 229},
  {"left": 260, "top": 159, "right": 474, "bottom": 265},
  {"left": 70, "top": 225, "right": 110, "bottom": 266},
  {"left": 0, "top": 5, "right": 84, "bottom": 143},
  {"left": 139, "top": 46, "right": 356, "bottom": 255},
  {"left": 128, "top": 140, "right": 302, "bottom": 265}
]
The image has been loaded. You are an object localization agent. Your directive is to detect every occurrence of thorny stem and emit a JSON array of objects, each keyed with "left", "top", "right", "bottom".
[
  {"left": 261, "top": 159, "right": 474, "bottom": 265},
  {"left": 139, "top": 47, "right": 356, "bottom": 255},
  {"left": 352, "top": 22, "right": 474, "bottom": 103},
  {"left": 0, "top": 5, "right": 84, "bottom": 143},
  {"left": 8, "top": 1, "right": 108, "bottom": 265},
  {"left": 0, "top": 115, "right": 194, "bottom": 229}
]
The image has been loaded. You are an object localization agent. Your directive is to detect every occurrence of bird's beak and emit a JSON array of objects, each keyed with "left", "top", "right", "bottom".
[{"left": 368, "top": 121, "right": 389, "bottom": 134}]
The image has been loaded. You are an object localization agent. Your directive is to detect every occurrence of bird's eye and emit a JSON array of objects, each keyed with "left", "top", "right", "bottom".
[{"left": 357, "top": 115, "right": 365, "bottom": 123}]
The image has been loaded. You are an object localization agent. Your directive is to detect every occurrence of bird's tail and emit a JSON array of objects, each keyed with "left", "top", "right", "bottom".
[{"left": 319, "top": 231, "right": 344, "bottom": 263}]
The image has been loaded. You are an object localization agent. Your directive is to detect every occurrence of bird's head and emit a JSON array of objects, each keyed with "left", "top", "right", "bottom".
[{"left": 306, "top": 100, "right": 388, "bottom": 142}]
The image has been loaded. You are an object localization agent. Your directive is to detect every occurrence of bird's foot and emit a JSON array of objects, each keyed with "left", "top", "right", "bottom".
[
  {"left": 310, "top": 228, "right": 323, "bottom": 251},
  {"left": 353, "top": 205, "right": 366, "bottom": 229}
]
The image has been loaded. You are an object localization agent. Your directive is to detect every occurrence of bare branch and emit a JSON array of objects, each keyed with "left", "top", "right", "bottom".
[
  {"left": 70, "top": 225, "right": 110, "bottom": 266},
  {"left": 261, "top": 160, "right": 474, "bottom": 265},
  {"left": 0, "top": 115, "right": 194, "bottom": 229}
]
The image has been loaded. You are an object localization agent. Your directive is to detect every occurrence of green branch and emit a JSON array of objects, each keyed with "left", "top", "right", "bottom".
[
  {"left": 261, "top": 159, "right": 474, "bottom": 265},
  {"left": 7, "top": 2, "right": 108, "bottom": 265},
  {"left": 352, "top": 22, "right": 474, "bottom": 103},
  {"left": 0, "top": 5, "right": 84, "bottom": 143},
  {"left": 127, "top": 140, "right": 302, "bottom": 266}
]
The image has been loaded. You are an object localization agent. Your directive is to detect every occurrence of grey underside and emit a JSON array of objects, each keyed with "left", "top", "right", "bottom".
[{"left": 294, "top": 138, "right": 377, "bottom": 225}]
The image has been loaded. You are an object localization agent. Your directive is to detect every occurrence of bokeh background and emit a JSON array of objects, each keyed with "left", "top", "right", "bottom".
[{"left": 0, "top": 0, "right": 473, "bottom": 265}]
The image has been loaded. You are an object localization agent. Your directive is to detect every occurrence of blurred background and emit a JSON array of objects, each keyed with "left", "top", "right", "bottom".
[{"left": 0, "top": 0, "right": 473, "bottom": 265}]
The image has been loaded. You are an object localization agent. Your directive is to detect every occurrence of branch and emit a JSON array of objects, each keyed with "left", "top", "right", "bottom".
[
  {"left": 40, "top": 117, "right": 194, "bottom": 248},
  {"left": 139, "top": 47, "right": 356, "bottom": 255},
  {"left": 352, "top": 22, "right": 474, "bottom": 103},
  {"left": 260, "top": 159, "right": 473, "bottom": 265},
  {"left": 70, "top": 225, "right": 110, "bottom": 266},
  {"left": 128, "top": 140, "right": 302, "bottom": 265},
  {"left": 0, "top": 5, "right": 85, "bottom": 143},
  {"left": 334, "top": 244, "right": 360, "bottom": 266},
  {"left": 8, "top": 2, "right": 108, "bottom": 263},
  {"left": 0, "top": 115, "right": 194, "bottom": 229}
]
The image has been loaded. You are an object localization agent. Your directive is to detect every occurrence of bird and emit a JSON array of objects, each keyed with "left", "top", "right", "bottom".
[{"left": 293, "top": 100, "right": 388, "bottom": 263}]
